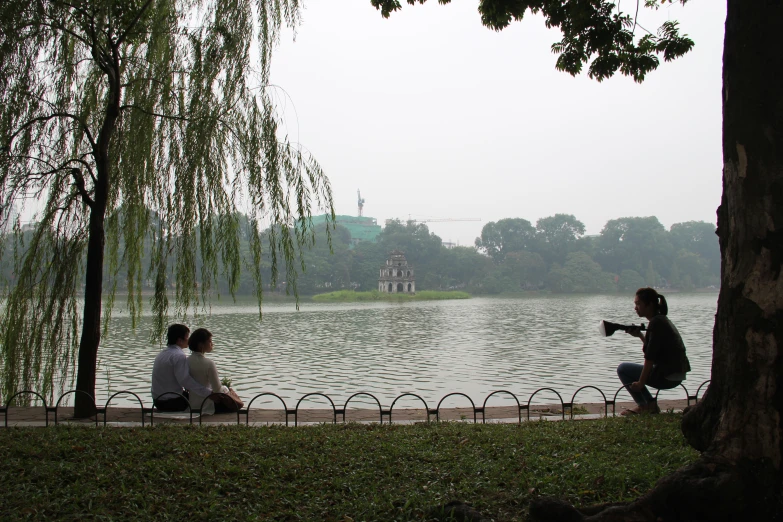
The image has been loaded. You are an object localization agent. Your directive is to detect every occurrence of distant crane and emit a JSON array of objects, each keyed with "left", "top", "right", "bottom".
[{"left": 357, "top": 190, "right": 365, "bottom": 217}]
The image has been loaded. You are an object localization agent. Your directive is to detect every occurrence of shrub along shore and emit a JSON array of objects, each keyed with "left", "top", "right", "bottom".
[
  {"left": 312, "top": 289, "right": 471, "bottom": 302},
  {"left": 1, "top": 415, "right": 696, "bottom": 521}
]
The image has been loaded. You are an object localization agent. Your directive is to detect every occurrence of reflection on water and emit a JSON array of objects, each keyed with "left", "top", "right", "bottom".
[{"left": 99, "top": 294, "right": 716, "bottom": 407}]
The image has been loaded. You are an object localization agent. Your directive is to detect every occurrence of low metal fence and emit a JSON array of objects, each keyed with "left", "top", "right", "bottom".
[{"left": 0, "top": 380, "right": 710, "bottom": 427}]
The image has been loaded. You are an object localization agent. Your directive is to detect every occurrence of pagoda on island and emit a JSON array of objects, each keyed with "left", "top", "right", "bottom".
[{"left": 378, "top": 250, "right": 415, "bottom": 294}]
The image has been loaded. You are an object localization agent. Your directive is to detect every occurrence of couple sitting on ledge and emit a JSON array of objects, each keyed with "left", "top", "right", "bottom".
[{"left": 150, "top": 324, "right": 242, "bottom": 414}]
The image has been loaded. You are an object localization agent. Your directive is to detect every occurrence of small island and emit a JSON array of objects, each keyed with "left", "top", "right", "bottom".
[
  {"left": 311, "top": 290, "right": 470, "bottom": 302},
  {"left": 313, "top": 250, "right": 469, "bottom": 302}
]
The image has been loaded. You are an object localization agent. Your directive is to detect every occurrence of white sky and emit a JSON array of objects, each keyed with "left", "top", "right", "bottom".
[{"left": 268, "top": 1, "right": 726, "bottom": 247}]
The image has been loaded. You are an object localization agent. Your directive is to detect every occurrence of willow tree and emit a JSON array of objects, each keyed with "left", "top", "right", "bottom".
[
  {"left": 0, "top": 0, "right": 334, "bottom": 416},
  {"left": 376, "top": 0, "right": 782, "bottom": 520}
]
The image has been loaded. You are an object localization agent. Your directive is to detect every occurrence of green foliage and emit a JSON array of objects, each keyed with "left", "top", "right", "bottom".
[
  {"left": 535, "top": 214, "right": 586, "bottom": 266},
  {"left": 501, "top": 251, "right": 547, "bottom": 290},
  {"left": 0, "top": 416, "right": 698, "bottom": 520},
  {"left": 547, "top": 251, "right": 616, "bottom": 293},
  {"left": 0, "top": 227, "right": 83, "bottom": 400},
  {"left": 475, "top": 218, "right": 537, "bottom": 262},
  {"left": 618, "top": 269, "right": 646, "bottom": 292},
  {"left": 669, "top": 221, "right": 719, "bottom": 280},
  {"left": 595, "top": 217, "right": 673, "bottom": 278},
  {"left": 0, "top": 0, "right": 334, "bottom": 401},
  {"left": 370, "top": 0, "right": 694, "bottom": 82}
]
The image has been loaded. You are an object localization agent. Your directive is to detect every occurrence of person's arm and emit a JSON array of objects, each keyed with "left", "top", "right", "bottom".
[
  {"left": 626, "top": 325, "right": 646, "bottom": 342},
  {"left": 173, "top": 353, "right": 214, "bottom": 397},
  {"left": 630, "top": 319, "right": 661, "bottom": 391},
  {"left": 630, "top": 359, "right": 654, "bottom": 391},
  {"left": 206, "top": 360, "right": 228, "bottom": 395}
]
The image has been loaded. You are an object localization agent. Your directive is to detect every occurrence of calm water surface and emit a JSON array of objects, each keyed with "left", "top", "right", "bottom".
[{"left": 99, "top": 293, "right": 716, "bottom": 408}]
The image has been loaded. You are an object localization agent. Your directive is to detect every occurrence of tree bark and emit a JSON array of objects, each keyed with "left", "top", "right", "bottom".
[
  {"left": 531, "top": 1, "right": 783, "bottom": 519},
  {"left": 73, "top": 49, "right": 121, "bottom": 418},
  {"left": 73, "top": 199, "right": 107, "bottom": 418},
  {"left": 681, "top": 0, "right": 783, "bottom": 484}
]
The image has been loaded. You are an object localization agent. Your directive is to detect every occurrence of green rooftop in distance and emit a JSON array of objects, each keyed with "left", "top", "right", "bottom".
[{"left": 313, "top": 214, "right": 382, "bottom": 247}]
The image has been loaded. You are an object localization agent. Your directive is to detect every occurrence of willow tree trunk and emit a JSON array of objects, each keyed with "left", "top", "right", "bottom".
[
  {"left": 73, "top": 55, "right": 120, "bottom": 419},
  {"left": 531, "top": 1, "right": 783, "bottom": 520},
  {"left": 72, "top": 198, "right": 107, "bottom": 418}
]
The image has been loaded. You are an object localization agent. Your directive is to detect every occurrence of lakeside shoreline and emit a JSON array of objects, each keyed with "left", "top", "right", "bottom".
[{"left": 3, "top": 399, "right": 690, "bottom": 426}]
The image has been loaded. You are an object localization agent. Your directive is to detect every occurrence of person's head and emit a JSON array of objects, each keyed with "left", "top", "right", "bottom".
[
  {"left": 167, "top": 324, "right": 190, "bottom": 347},
  {"left": 634, "top": 287, "right": 668, "bottom": 318},
  {"left": 188, "top": 328, "right": 213, "bottom": 354}
]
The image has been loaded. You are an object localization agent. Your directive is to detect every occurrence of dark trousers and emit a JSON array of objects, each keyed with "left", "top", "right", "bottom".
[
  {"left": 617, "top": 362, "right": 681, "bottom": 406},
  {"left": 155, "top": 391, "right": 190, "bottom": 412}
]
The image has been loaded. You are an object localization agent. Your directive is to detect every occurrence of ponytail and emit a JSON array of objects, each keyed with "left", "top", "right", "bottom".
[
  {"left": 657, "top": 294, "right": 668, "bottom": 316},
  {"left": 636, "top": 287, "right": 668, "bottom": 316}
]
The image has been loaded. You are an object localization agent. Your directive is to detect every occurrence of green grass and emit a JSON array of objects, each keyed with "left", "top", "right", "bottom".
[
  {"left": 312, "top": 290, "right": 471, "bottom": 302},
  {"left": 0, "top": 415, "right": 696, "bottom": 521}
]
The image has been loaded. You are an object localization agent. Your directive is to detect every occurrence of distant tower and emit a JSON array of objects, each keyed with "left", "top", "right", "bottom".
[
  {"left": 378, "top": 250, "right": 415, "bottom": 294},
  {"left": 357, "top": 189, "right": 365, "bottom": 217}
]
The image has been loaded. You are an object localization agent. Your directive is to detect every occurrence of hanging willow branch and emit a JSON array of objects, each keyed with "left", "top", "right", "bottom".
[{"left": 0, "top": 0, "right": 334, "bottom": 403}]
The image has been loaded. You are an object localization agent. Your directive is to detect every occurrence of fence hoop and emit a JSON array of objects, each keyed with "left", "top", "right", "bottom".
[
  {"left": 105, "top": 390, "right": 149, "bottom": 426},
  {"left": 527, "top": 388, "right": 565, "bottom": 421},
  {"left": 612, "top": 385, "right": 636, "bottom": 416},
  {"left": 342, "top": 392, "right": 383, "bottom": 424},
  {"left": 569, "top": 386, "right": 608, "bottom": 419},
  {"left": 54, "top": 390, "right": 98, "bottom": 427},
  {"left": 654, "top": 383, "right": 690, "bottom": 406},
  {"left": 4, "top": 391, "right": 48, "bottom": 427},
  {"left": 295, "top": 393, "right": 337, "bottom": 427},
  {"left": 150, "top": 391, "right": 193, "bottom": 426},
  {"left": 435, "top": 393, "right": 477, "bottom": 423},
  {"left": 481, "top": 390, "right": 522, "bottom": 425},
  {"left": 244, "top": 393, "right": 289, "bottom": 426},
  {"left": 695, "top": 380, "right": 711, "bottom": 402},
  {"left": 389, "top": 393, "right": 430, "bottom": 424}
]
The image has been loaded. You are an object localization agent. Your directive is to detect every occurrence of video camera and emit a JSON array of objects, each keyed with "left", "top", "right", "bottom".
[{"left": 598, "top": 320, "right": 646, "bottom": 337}]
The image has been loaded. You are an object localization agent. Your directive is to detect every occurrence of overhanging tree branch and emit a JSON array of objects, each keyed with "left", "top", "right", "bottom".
[{"left": 7, "top": 112, "right": 96, "bottom": 150}]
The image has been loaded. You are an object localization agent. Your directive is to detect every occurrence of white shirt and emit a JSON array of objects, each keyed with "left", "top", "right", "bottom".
[
  {"left": 187, "top": 351, "right": 229, "bottom": 414},
  {"left": 150, "top": 345, "right": 213, "bottom": 402}
]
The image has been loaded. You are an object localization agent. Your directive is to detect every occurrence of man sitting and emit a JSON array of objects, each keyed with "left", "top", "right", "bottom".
[{"left": 150, "top": 324, "right": 214, "bottom": 412}]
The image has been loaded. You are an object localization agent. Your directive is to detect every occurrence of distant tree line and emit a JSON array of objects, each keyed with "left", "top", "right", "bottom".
[
  {"left": 1, "top": 214, "right": 719, "bottom": 297},
  {"left": 265, "top": 213, "right": 719, "bottom": 295}
]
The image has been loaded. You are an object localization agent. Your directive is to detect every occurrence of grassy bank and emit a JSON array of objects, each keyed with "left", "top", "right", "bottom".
[
  {"left": 0, "top": 415, "right": 696, "bottom": 521},
  {"left": 312, "top": 289, "right": 471, "bottom": 302}
]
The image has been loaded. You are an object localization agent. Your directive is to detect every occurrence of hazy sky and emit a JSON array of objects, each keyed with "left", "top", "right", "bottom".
[{"left": 269, "top": 1, "right": 726, "bottom": 247}]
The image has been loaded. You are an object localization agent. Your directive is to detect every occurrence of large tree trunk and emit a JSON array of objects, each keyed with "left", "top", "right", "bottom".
[
  {"left": 73, "top": 205, "right": 107, "bottom": 418},
  {"left": 531, "top": 1, "right": 783, "bottom": 520},
  {"left": 681, "top": 0, "right": 783, "bottom": 469},
  {"left": 73, "top": 53, "right": 120, "bottom": 419}
]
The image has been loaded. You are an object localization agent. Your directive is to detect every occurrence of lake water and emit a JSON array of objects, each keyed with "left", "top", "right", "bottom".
[{"left": 97, "top": 293, "right": 716, "bottom": 409}]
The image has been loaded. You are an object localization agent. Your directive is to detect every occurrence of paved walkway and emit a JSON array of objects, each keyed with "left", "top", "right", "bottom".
[{"left": 1, "top": 399, "right": 690, "bottom": 427}]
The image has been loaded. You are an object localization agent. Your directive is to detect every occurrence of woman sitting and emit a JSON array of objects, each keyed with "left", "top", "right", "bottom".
[
  {"left": 187, "top": 328, "right": 235, "bottom": 414},
  {"left": 617, "top": 287, "right": 691, "bottom": 415}
]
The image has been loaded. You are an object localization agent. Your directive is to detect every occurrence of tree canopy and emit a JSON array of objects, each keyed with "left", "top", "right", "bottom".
[
  {"left": 371, "top": 0, "right": 693, "bottom": 82},
  {"left": 0, "top": 0, "right": 334, "bottom": 407}
]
